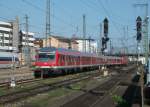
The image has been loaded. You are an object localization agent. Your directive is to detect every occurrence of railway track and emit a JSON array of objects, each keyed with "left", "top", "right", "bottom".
[
  {"left": 0, "top": 70, "right": 102, "bottom": 104},
  {"left": 61, "top": 65, "right": 136, "bottom": 107},
  {"left": 61, "top": 76, "right": 123, "bottom": 107},
  {"left": 0, "top": 78, "right": 41, "bottom": 87},
  {"left": 0, "top": 68, "right": 33, "bottom": 85}
]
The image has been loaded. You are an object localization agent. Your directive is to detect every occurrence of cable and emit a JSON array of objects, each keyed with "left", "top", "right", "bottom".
[
  {"left": 87, "top": 0, "right": 128, "bottom": 26},
  {"left": 0, "top": 2, "right": 25, "bottom": 16},
  {"left": 80, "top": 0, "right": 102, "bottom": 15},
  {"left": 22, "top": 0, "right": 44, "bottom": 11},
  {"left": 21, "top": 0, "right": 76, "bottom": 29},
  {"left": 97, "top": 0, "right": 123, "bottom": 36},
  {"left": 0, "top": 16, "right": 10, "bottom": 21}
]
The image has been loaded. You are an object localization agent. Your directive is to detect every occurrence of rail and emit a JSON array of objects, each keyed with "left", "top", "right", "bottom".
[{"left": 0, "top": 71, "right": 101, "bottom": 104}]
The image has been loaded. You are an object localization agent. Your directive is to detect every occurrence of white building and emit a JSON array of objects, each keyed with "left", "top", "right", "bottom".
[
  {"left": 75, "top": 38, "right": 98, "bottom": 53},
  {"left": 19, "top": 30, "right": 36, "bottom": 65},
  {"left": 19, "top": 31, "right": 35, "bottom": 47},
  {"left": 0, "top": 21, "right": 18, "bottom": 51}
]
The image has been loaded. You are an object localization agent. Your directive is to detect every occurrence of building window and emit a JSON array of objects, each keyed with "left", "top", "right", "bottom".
[
  {"left": 0, "top": 33, "right": 3, "bottom": 37},
  {"left": 4, "top": 37, "right": 10, "bottom": 40},
  {"left": 4, "top": 43, "right": 9, "bottom": 46}
]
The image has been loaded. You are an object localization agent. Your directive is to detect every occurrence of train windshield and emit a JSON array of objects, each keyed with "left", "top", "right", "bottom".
[{"left": 38, "top": 53, "right": 55, "bottom": 61}]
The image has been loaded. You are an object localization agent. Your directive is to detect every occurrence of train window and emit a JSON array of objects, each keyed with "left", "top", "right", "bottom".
[
  {"left": 78, "top": 56, "right": 80, "bottom": 62},
  {"left": 69, "top": 56, "right": 71, "bottom": 63},
  {"left": 61, "top": 55, "right": 63, "bottom": 61},
  {"left": 62, "top": 55, "right": 64, "bottom": 61},
  {"left": 71, "top": 56, "right": 73, "bottom": 63},
  {"left": 38, "top": 53, "right": 55, "bottom": 61}
]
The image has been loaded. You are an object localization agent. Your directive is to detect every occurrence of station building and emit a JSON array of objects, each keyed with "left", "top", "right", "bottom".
[{"left": 42, "top": 35, "right": 78, "bottom": 50}]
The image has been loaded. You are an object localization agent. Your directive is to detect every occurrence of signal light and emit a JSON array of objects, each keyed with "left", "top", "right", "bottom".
[
  {"left": 101, "top": 37, "right": 109, "bottom": 52},
  {"left": 104, "top": 18, "right": 109, "bottom": 36},
  {"left": 136, "top": 16, "right": 142, "bottom": 41},
  {"left": 101, "top": 18, "right": 109, "bottom": 54},
  {"left": 137, "top": 32, "right": 142, "bottom": 41}
]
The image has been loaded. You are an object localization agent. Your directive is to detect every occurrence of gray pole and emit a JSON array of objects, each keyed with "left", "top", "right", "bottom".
[
  {"left": 126, "top": 26, "right": 129, "bottom": 54},
  {"left": 10, "top": 18, "right": 20, "bottom": 87},
  {"left": 100, "top": 23, "right": 102, "bottom": 55},
  {"left": 25, "top": 15, "right": 30, "bottom": 67},
  {"left": 123, "top": 26, "right": 125, "bottom": 54},
  {"left": 134, "top": 1, "right": 149, "bottom": 64},
  {"left": 46, "top": 0, "right": 51, "bottom": 47},
  {"left": 83, "top": 14, "right": 86, "bottom": 52},
  {"left": 134, "top": 1, "right": 149, "bottom": 107},
  {"left": 110, "top": 39, "right": 112, "bottom": 55},
  {"left": 89, "top": 36, "right": 91, "bottom": 53}
]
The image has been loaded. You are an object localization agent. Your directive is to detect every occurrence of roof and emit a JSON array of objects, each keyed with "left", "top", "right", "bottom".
[
  {"left": 51, "top": 35, "right": 70, "bottom": 43},
  {"left": 20, "top": 30, "right": 34, "bottom": 36},
  {"left": 35, "top": 38, "right": 43, "bottom": 41},
  {"left": 39, "top": 47, "right": 97, "bottom": 57},
  {"left": 51, "top": 35, "right": 78, "bottom": 44},
  {"left": 0, "top": 21, "right": 11, "bottom": 26},
  {"left": 73, "top": 37, "right": 95, "bottom": 41}
]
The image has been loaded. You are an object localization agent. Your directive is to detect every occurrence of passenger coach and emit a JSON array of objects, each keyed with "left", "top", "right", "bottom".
[
  {"left": 34, "top": 47, "right": 128, "bottom": 77},
  {"left": 0, "top": 52, "right": 19, "bottom": 68}
]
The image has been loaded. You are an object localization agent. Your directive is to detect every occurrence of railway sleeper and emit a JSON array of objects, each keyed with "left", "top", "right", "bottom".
[
  {"left": 119, "top": 81, "right": 131, "bottom": 86},
  {"left": 88, "top": 90, "right": 105, "bottom": 96}
]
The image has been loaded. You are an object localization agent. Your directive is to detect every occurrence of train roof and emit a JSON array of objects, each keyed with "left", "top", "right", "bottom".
[
  {"left": 0, "top": 52, "right": 18, "bottom": 57},
  {"left": 39, "top": 47, "right": 97, "bottom": 57},
  {"left": 39, "top": 47, "right": 123, "bottom": 59},
  {"left": 39, "top": 47, "right": 77, "bottom": 52}
]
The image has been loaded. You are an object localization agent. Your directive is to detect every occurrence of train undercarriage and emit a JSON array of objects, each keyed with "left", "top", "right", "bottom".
[{"left": 33, "top": 64, "right": 126, "bottom": 78}]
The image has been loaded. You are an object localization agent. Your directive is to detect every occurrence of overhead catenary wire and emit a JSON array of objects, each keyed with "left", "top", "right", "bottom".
[
  {"left": 21, "top": 0, "right": 104, "bottom": 38},
  {"left": 21, "top": 0, "right": 76, "bottom": 30},
  {"left": 79, "top": 0, "right": 128, "bottom": 45},
  {"left": 0, "top": 16, "right": 10, "bottom": 21},
  {"left": 82, "top": 0, "right": 128, "bottom": 27},
  {"left": 97, "top": 0, "right": 123, "bottom": 35}
]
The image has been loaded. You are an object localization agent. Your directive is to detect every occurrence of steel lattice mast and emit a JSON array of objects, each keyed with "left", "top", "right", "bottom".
[{"left": 46, "top": 0, "right": 51, "bottom": 47}]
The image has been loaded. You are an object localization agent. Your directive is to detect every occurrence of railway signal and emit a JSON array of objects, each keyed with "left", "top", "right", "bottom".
[
  {"left": 101, "top": 37, "right": 106, "bottom": 52},
  {"left": 101, "top": 18, "right": 109, "bottom": 53},
  {"left": 136, "top": 16, "right": 142, "bottom": 42},
  {"left": 104, "top": 18, "right": 109, "bottom": 36}
]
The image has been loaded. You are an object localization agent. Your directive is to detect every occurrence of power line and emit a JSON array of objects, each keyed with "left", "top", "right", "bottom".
[
  {"left": 0, "top": 16, "right": 10, "bottom": 21},
  {"left": 86, "top": 0, "right": 129, "bottom": 26},
  {"left": 21, "top": 0, "right": 76, "bottom": 29},
  {"left": 0, "top": 3, "right": 25, "bottom": 16},
  {"left": 22, "top": 0, "right": 44, "bottom": 11},
  {"left": 80, "top": 0, "right": 102, "bottom": 15},
  {"left": 97, "top": 0, "right": 123, "bottom": 36},
  {"left": 45, "top": 0, "right": 51, "bottom": 47},
  {"left": 80, "top": 0, "right": 127, "bottom": 43}
]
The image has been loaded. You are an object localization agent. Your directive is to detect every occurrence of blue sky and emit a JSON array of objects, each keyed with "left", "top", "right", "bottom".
[{"left": 0, "top": 0, "right": 149, "bottom": 52}]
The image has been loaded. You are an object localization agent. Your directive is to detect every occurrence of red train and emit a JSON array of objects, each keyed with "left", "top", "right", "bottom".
[{"left": 34, "top": 47, "right": 128, "bottom": 77}]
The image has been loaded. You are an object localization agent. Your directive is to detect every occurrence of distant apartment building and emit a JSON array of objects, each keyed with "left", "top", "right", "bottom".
[
  {"left": 19, "top": 31, "right": 35, "bottom": 47},
  {"left": 0, "top": 19, "right": 36, "bottom": 65},
  {"left": 43, "top": 36, "right": 78, "bottom": 50},
  {"left": 0, "top": 19, "right": 19, "bottom": 52},
  {"left": 19, "top": 30, "right": 36, "bottom": 65}
]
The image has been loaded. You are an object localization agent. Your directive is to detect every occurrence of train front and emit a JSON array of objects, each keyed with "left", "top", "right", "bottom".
[{"left": 34, "top": 47, "right": 57, "bottom": 77}]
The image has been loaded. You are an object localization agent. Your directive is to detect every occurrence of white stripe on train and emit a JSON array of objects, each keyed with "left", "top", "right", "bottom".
[{"left": 35, "top": 63, "right": 122, "bottom": 69}]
